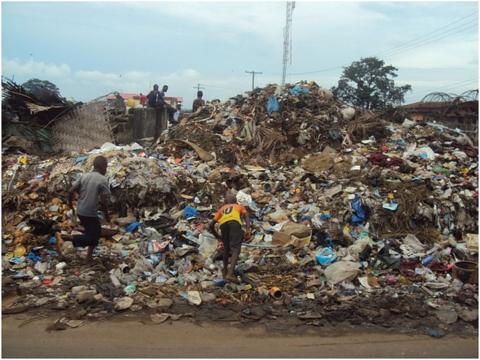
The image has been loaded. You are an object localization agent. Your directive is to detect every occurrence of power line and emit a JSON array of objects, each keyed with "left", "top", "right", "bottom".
[
  {"left": 288, "top": 66, "right": 342, "bottom": 76},
  {"left": 284, "top": 13, "right": 477, "bottom": 78},
  {"left": 436, "top": 79, "right": 478, "bottom": 90},
  {"left": 437, "top": 80, "right": 478, "bottom": 93},
  {"left": 380, "top": 21, "right": 477, "bottom": 58},
  {"left": 245, "top": 70, "right": 263, "bottom": 90},
  {"left": 375, "top": 13, "right": 477, "bottom": 57}
]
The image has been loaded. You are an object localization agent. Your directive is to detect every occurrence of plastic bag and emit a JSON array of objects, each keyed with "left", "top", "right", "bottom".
[
  {"left": 351, "top": 195, "right": 366, "bottom": 224},
  {"left": 198, "top": 233, "right": 218, "bottom": 259},
  {"left": 316, "top": 248, "right": 337, "bottom": 265},
  {"left": 324, "top": 261, "right": 361, "bottom": 284},
  {"left": 236, "top": 190, "right": 252, "bottom": 207},
  {"left": 266, "top": 95, "right": 279, "bottom": 114},
  {"left": 183, "top": 206, "right": 198, "bottom": 219},
  {"left": 289, "top": 85, "right": 310, "bottom": 96},
  {"left": 125, "top": 222, "right": 140, "bottom": 233},
  {"left": 414, "top": 146, "right": 437, "bottom": 160}
]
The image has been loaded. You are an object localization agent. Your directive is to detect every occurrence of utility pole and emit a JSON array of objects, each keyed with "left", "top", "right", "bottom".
[
  {"left": 245, "top": 70, "right": 262, "bottom": 91},
  {"left": 193, "top": 83, "right": 206, "bottom": 92},
  {"left": 281, "top": 1, "right": 295, "bottom": 86}
]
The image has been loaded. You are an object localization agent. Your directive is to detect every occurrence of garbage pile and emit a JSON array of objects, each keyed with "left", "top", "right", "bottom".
[
  {"left": 169, "top": 82, "right": 360, "bottom": 166},
  {"left": 2, "top": 83, "right": 478, "bottom": 334}
]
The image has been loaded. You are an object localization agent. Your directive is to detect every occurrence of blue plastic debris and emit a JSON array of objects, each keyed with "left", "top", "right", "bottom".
[
  {"left": 289, "top": 85, "right": 310, "bottom": 96},
  {"left": 316, "top": 247, "right": 337, "bottom": 265},
  {"left": 266, "top": 95, "right": 280, "bottom": 114},
  {"left": 9, "top": 256, "right": 24, "bottom": 265},
  {"left": 320, "top": 213, "right": 332, "bottom": 221},
  {"left": 383, "top": 201, "right": 399, "bottom": 211},
  {"left": 48, "top": 236, "right": 56, "bottom": 245},
  {"left": 74, "top": 155, "right": 89, "bottom": 164},
  {"left": 124, "top": 283, "right": 137, "bottom": 295},
  {"left": 183, "top": 206, "right": 198, "bottom": 219},
  {"left": 214, "top": 278, "right": 227, "bottom": 287},
  {"left": 125, "top": 222, "right": 141, "bottom": 233},
  {"left": 27, "top": 251, "right": 41, "bottom": 263},
  {"left": 351, "top": 195, "right": 366, "bottom": 224}
]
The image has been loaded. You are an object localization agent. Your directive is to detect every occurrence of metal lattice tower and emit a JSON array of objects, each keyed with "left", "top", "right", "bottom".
[{"left": 281, "top": 1, "right": 295, "bottom": 86}]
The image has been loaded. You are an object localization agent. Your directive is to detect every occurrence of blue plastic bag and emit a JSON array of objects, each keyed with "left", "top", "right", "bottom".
[
  {"left": 27, "top": 251, "right": 41, "bottom": 263},
  {"left": 183, "top": 206, "right": 198, "bottom": 219},
  {"left": 266, "top": 95, "right": 279, "bottom": 114},
  {"left": 351, "top": 194, "right": 366, "bottom": 224},
  {"left": 74, "top": 155, "right": 88, "bottom": 164},
  {"left": 320, "top": 213, "right": 332, "bottom": 221},
  {"left": 316, "top": 247, "right": 337, "bottom": 265},
  {"left": 126, "top": 222, "right": 140, "bottom": 233},
  {"left": 48, "top": 236, "right": 56, "bottom": 245},
  {"left": 289, "top": 85, "right": 310, "bottom": 96}
]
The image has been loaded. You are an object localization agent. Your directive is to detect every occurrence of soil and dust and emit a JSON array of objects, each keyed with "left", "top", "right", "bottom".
[{"left": 2, "top": 314, "right": 478, "bottom": 358}]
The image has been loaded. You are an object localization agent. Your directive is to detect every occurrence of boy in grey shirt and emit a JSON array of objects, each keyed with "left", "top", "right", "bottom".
[{"left": 55, "top": 156, "right": 111, "bottom": 261}]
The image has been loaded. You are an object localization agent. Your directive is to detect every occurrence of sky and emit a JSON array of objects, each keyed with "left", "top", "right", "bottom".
[{"left": 2, "top": 1, "right": 478, "bottom": 108}]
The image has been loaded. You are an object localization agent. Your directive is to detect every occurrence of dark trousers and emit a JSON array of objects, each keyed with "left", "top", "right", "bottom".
[
  {"left": 220, "top": 221, "right": 244, "bottom": 253},
  {"left": 72, "top": 215, "right": 101, "bottom": 248}
]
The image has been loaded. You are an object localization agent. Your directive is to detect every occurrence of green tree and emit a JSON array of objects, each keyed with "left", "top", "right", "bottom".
[
  {"left": 22, "top": 78, "right": 66, "bottom": 105},
  {"left": 332, "top": 57, "right": 412, "bottom": 110}
]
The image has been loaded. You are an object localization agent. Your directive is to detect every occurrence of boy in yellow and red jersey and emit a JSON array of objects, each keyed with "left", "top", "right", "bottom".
[{"left": 209, "top": 192, "right": 251, "bottom": 283}]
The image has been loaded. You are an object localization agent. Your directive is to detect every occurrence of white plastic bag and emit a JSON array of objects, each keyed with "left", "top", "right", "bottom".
[{"left": 324, "top": 261, "right": 361, "bottom": 285}]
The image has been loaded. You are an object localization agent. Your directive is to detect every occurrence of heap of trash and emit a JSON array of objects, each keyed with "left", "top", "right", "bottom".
[{"left": 2, "top": 82, "right": 478, "bottom": 334}]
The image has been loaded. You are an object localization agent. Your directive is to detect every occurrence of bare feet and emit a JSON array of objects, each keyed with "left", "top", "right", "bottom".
[
  {"left": 225, "top": 274, "right": 239, "bottom": 284},
  {"left": 54, "top": 232, "right": 64, "bottom": 257}
]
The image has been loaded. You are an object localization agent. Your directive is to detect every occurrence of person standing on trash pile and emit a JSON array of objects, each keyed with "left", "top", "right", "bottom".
[
  {"left": 139, "top": 93, "right": 147, "bottom": 107},
  {"left": 209, "top": 192, "right": 251, "bottom": 283},
  {"left": 192, "top": 90, "right": 205, "bottom": 112},
  {"left": 171, "top": 103, "right": 182, "bottom": 126},
  {"left": 55, "top": 156, "right": 111, "bottom": 262},
  {"left": 147, "top": 84, "right": 161, "bottom": 108}
]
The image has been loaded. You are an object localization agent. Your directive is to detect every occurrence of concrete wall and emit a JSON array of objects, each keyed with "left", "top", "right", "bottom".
[{"left": 130, "top": 108, "right": 168, "bottom": 141}]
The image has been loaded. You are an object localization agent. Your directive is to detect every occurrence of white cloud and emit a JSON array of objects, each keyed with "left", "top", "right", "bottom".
[
  {"left": 75, "top": 70, "right": 119, "bottom": 83},
  {"left": 2, "top": 58, "right": 211, "bottom": 105},
  {"left": 2, "top": 58, "right": 71, "bottom": 79},
  {"left": 119, "top": 2, "right": 388, "bottom": 47}
]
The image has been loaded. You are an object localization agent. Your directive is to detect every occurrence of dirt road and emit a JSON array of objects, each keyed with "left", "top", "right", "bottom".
[{"left": 2, "top": 315, "right": 478, "bottom": 358}]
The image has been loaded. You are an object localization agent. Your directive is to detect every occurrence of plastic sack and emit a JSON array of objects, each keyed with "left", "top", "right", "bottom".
[
  {"left": 414, "top": 146, "right": 437, "bottom": 160},
  {"left": 289, "top": 85, "right": 310, "bottom": 96},
  {"left": 125, "top": 222, "right": 140, "bottom": 233},
  {"left": 198, "top": 233, "right": 218, "bottom": 259},
  {"left": 347, "top": 238, "right": 372, "bottom": 260},
  {"left": 266, "top": 95, "right": 280, "bottom": 114},
  {"left": 27, "top": 251, "right": 41, "bottom": 263},
  {"left": 324, "top": 261, "right": 361, "bottom": 285},
  {"left": 351, "top": 195, "right": 366, "bottom": 224},
  {"left": 266, "top": 207, "right": 289, "bottom": 223},
  {"left": 183, "top": 206, "right": 198, "bottom": 219},
  {"left": 341, "top": 107, "right": 355, "bottom": 121},
  {"left": 316, "top": 247, "right": 337, "bottom": 265},
  {"left": 236, "top": 190, "right": 252, "bottom": 207}
]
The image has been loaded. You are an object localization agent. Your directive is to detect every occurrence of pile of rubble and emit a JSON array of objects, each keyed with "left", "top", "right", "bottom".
[
  {"left": 169, "top": 82, "right": 357, "bottom": 165},
  {"left": 2, "top": 83, "right": 478, "bottom": 335}
]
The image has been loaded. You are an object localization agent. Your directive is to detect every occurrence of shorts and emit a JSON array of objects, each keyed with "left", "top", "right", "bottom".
[
  {"left": 72, "top": 215, "right": 101, "bottom": 248},
  {"left": 220, "top": 220, "right": 244, "bottom": 252}
]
